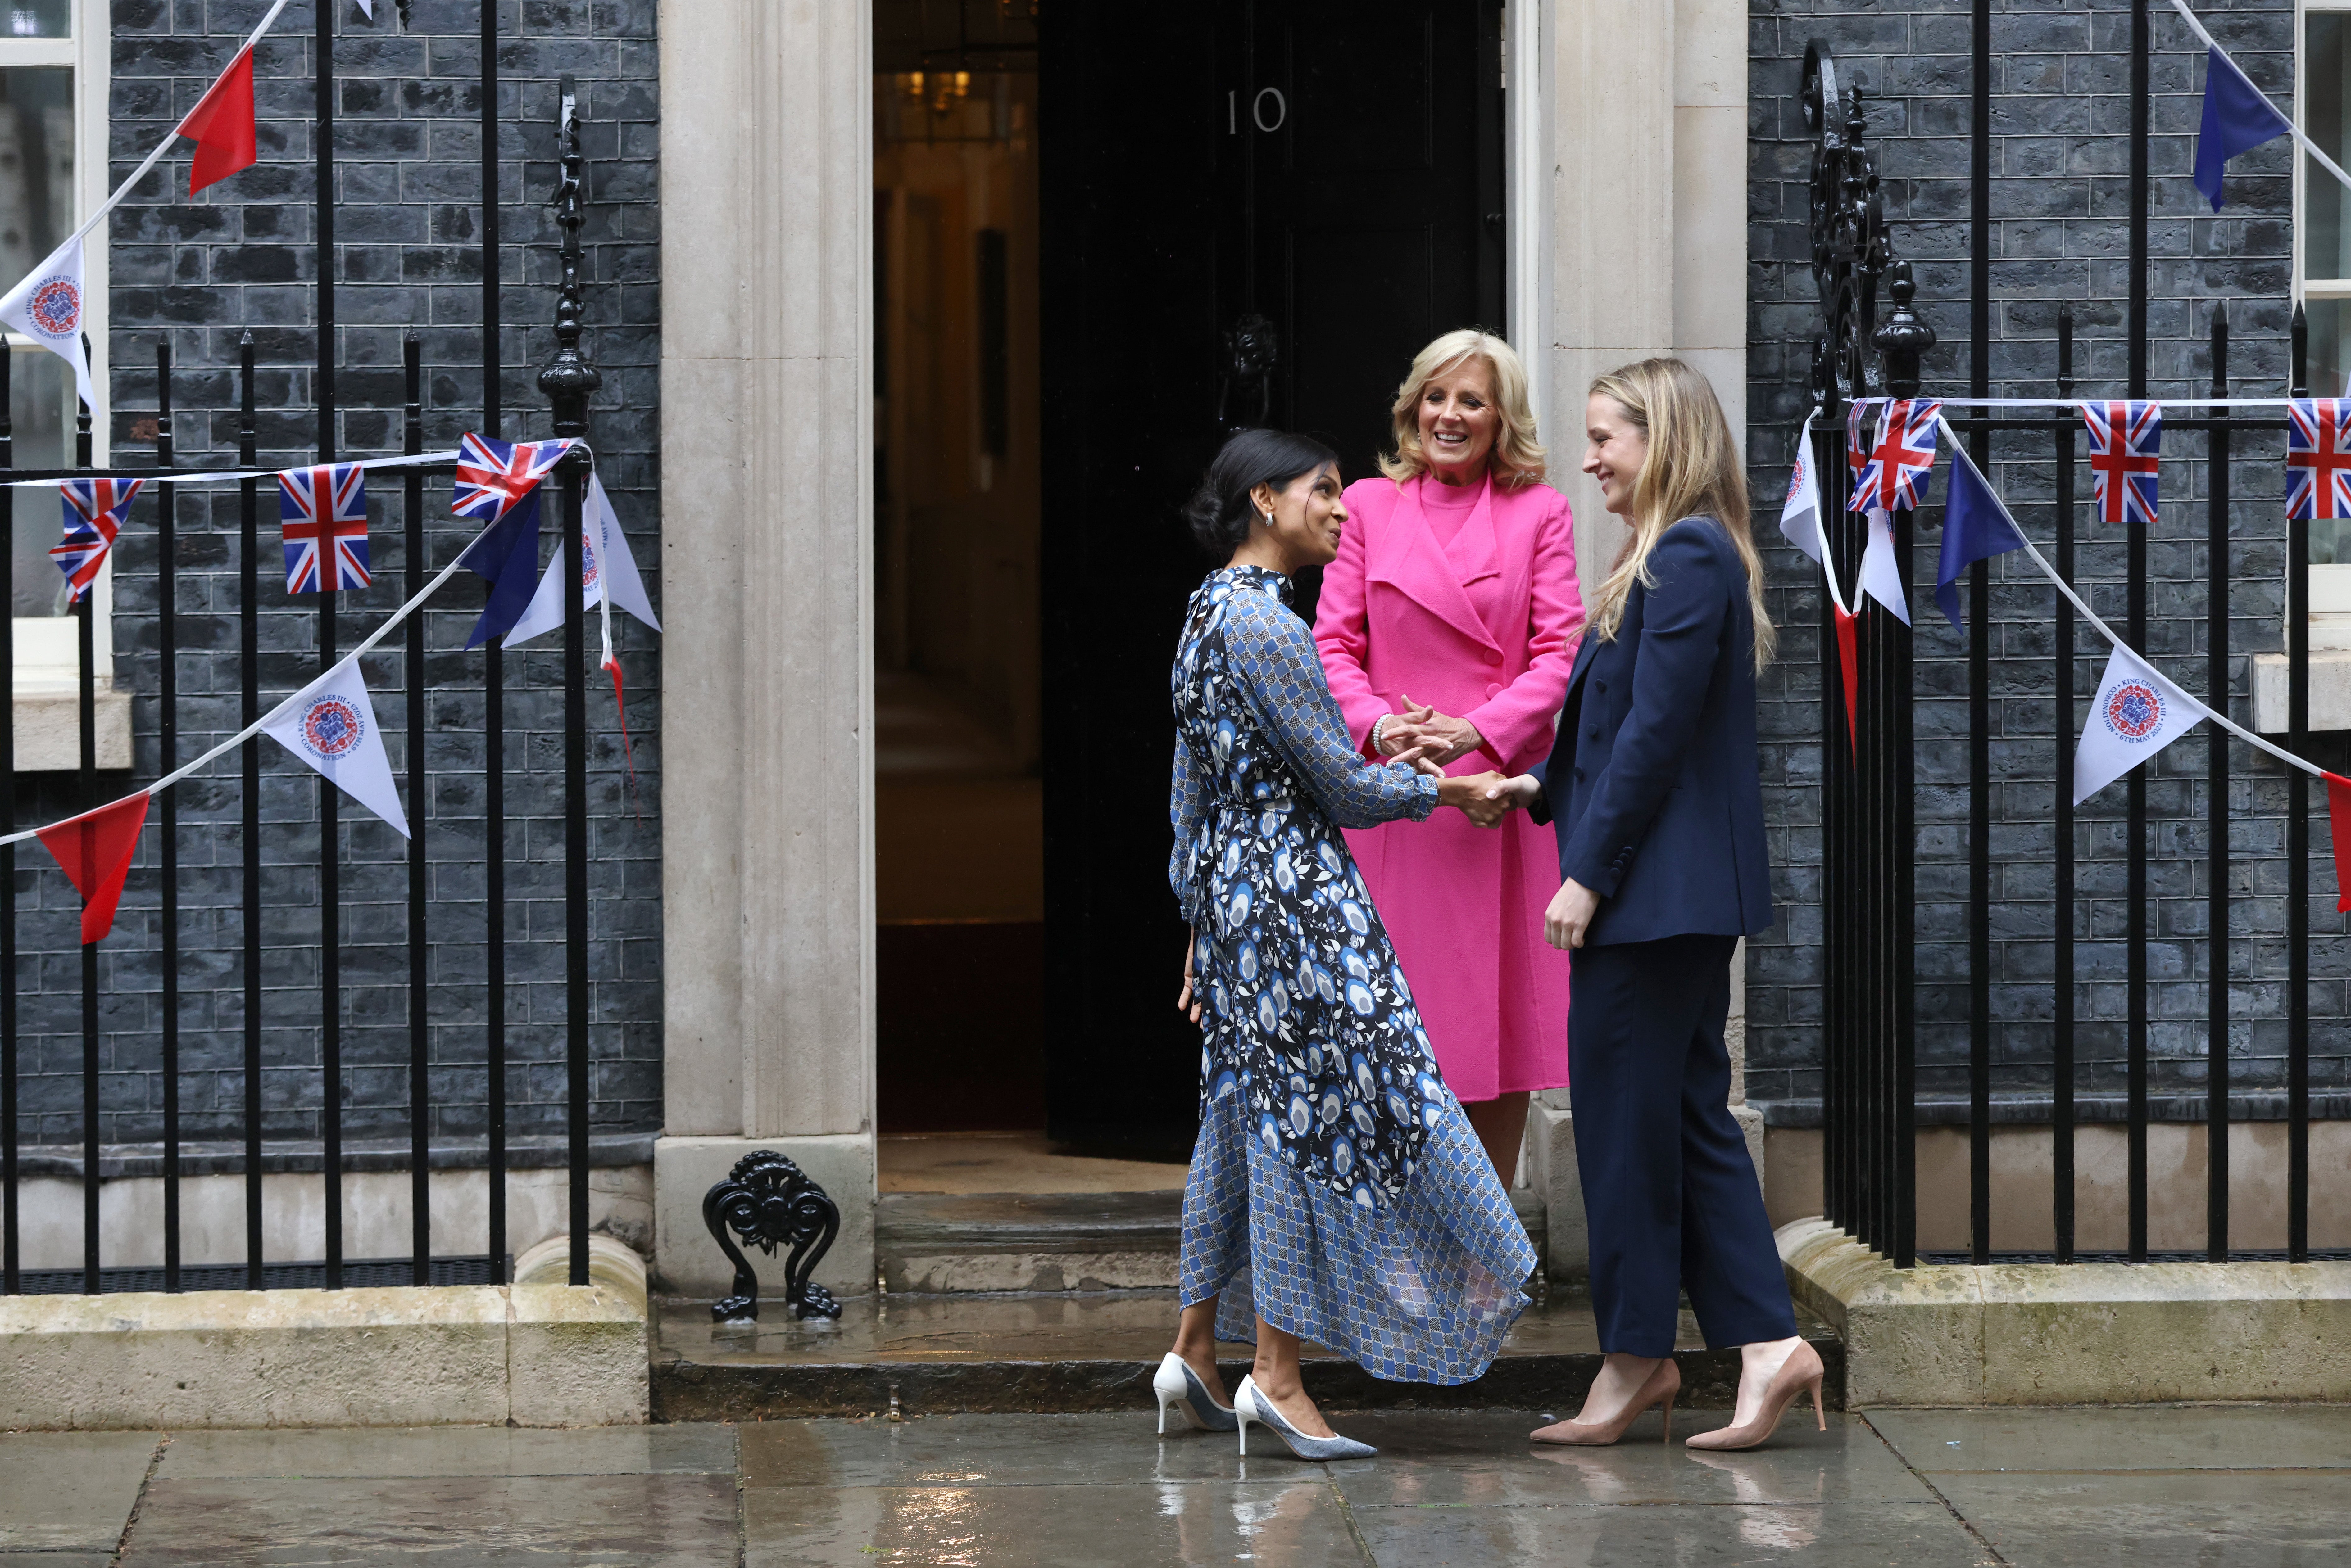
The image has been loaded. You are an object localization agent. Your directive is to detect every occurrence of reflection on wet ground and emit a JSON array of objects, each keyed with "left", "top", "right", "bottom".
[{"left": 2, "top": 1403, "right": 2344, "bottom": 1565}]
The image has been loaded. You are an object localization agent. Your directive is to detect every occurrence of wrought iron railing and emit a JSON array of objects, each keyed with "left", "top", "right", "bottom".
[
  {"left": 0, "top": 36, "right": 607, "bottom": 1294},
  {"left": 1801, "top": 33, "right": 2336, "bottom": 1267}
]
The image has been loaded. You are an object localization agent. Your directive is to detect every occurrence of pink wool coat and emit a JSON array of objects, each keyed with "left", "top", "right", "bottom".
[{"left": 1314, "top": 473, "right": 1582, "bottom": 1102}]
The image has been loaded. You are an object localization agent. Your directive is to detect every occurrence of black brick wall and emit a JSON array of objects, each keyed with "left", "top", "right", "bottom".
[
  {"left": 1745, "top": 1, "right": 2350, "bottom": 1121},
  {"left": 11, "top": 0, "right": 661, "bottom": 1154}
]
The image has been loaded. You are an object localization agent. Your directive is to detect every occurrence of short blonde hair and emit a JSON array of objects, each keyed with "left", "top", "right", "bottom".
[
  {"left": 1378, "top": 329, "right": 1548, "bottom": 488},
  {"left": 1584, "top": 358, "right": 1776, "bottom": 671}
]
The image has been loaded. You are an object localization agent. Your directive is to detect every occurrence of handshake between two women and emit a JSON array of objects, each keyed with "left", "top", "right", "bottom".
[{"left": 1372, "top": 691, "right": 1537, "bottom": 831}]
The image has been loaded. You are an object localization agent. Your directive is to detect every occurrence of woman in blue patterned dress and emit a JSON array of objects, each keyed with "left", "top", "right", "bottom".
[{"left": 1151, "top": 428, "right": 1540, "bottom": 1461}]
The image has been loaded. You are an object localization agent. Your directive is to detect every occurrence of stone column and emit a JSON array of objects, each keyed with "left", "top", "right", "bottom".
[
  {"left": 652, "top": 0, "right": 878, "bottom": 1299},
  {"left": 1523, "top": 0, "right": 1760, "bottom": 1277}
]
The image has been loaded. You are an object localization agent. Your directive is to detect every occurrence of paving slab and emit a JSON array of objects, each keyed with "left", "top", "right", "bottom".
[
  {"left": 1867, "top": 1404, "right": 2351, "bottom": 1472},
  {"left": 1317, "top": 1409, "right": 1930, "bottom": 1507},
  {"left": 116, "top": 1473, "right": 740, "bottom": 1567},
  {"left": 0, "top": 1430, "right": 158, "bottom": 1551},
  {"left": 1922, "top": 1470, "right": 2351, "bottom": 1568},
  {"left": 740, "top": 1412, "right": 1262, "bottom": 1488},
  {"left": 1347, "top": 1498, "right": 1991, "bottom": 1568},
  {"left": 743, "top": 1478, "right": 1365, "bottom": 1567},
  {"left": 157, "top": 1423, "right": 736, "bottom": 1479}
]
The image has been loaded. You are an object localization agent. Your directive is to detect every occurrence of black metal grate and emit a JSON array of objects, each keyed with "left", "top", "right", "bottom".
[{"left": 14, "top": 1255, "right": 507, "bottom": 1295}]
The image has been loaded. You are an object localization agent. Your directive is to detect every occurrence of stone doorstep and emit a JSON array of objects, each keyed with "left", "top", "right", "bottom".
[
  {"left": 874, "top": 1189, "right": 1549, "bottom": 1293},
  {"left": 654, "top": 1346, "right": 1845, "bottom": 1422},
  {"left": 1778, "top": 1216, "right": 2351, "bottom": 1407},
  {"left": 649, "top": 1293, "right": 1842, "bottom": 1421},
  {"left": 0, "top": 1236, "right": 651, "bottom": 1431}
]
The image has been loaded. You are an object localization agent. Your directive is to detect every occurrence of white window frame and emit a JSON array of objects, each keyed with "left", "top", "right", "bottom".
[
  {"left": 1, "top": 3, "right": 109, "bottom": 696},
  {"left": 2296, "top": 1, "right": 2351, "bottom": 637}
]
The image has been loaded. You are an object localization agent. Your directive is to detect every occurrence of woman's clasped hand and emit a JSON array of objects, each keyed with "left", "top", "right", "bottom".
[{"left": 1388, "top": 746, "right": 1523, "bottom": 830}]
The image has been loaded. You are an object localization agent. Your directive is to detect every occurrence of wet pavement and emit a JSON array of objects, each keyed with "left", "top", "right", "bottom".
[{"left": 2, "top": 1403, "right": 2344, "bottom": 1565}]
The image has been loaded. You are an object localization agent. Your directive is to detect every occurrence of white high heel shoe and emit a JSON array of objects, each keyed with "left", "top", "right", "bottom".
[
  {"left": 1152, "top": 1352, "right": 1237, "bottom": 1434},
  {"left": 1233, "top": 1375, "right": 1376, "bottom": 1461}
]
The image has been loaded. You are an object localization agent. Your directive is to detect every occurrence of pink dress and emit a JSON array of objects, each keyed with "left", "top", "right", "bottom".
[{"left": 1314, "top": 473, "right": 1582, "bottom": 1102}]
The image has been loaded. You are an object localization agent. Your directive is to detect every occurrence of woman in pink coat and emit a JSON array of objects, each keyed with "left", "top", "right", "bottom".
[{"left": 1314, "top": 329, "right": 1582, "bottom": 1181}]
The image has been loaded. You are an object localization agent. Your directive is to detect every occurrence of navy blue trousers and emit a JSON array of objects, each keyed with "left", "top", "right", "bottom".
[{"left": 1568, "top": 933, "right": 1798, "bottom": 1357}]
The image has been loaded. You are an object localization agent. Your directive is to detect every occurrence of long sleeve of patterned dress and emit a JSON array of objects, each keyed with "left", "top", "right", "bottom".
[
  {"left": 1226, "top": 592, "right": 1439, "bottom": 831},
  {"left": 1168, "top": 728, "right": 1211, "bottom": 925}
]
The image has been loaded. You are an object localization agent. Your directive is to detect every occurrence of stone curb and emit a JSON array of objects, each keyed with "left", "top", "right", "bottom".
[
  {"left": 0, "top": 1238, "right": 650, "bottom": 1430},
  {"left": 1779, "top": 1215, "right": 2351, "bottom": 1405}
]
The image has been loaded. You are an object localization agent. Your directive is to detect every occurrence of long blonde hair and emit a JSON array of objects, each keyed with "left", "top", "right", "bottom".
[
  {"left": 1377, "top": 329, "right": 1548, "bottom": 488},
  {"left": 1585, "top": 358, "right": 1775, "bottom": 671}
]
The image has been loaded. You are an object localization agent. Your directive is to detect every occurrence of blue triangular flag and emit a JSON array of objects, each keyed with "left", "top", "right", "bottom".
[
  {"left": 457, "top": 488, "right": 544, "bottom": 650},
  {"left": 1935, "top": 446, "right": 2028, "bottom": 630},
  {"left": 2193, "top": 46, "right": 2292, "bottom": 212}
]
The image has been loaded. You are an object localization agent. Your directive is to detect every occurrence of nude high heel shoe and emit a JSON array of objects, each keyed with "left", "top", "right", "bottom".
[
  {"left": 1527, "top": 1358, "right": 1680, "bottom": 1447},
  {"left": 1684, "top": 1340, "right": 1826, "bottom": 1452}
]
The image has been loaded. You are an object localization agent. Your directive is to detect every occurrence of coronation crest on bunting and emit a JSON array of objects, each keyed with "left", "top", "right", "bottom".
[
  {"left": 27, "top": 276, "right": 80, "bottom": 338},
  {"left": 297, "top": 694, "right": 365, "bottom": 762},
  {"left": 2103, "top": 680, "right": 2164, "bottom": 743},
  {"left": 2287, "top": 399, "right": 2351, "bottom": 521},
  {"left": 452, "top": 431, "right": 575, "bottom": 521},
  {"left": 1848, "top": 397, "right": 1941, "bottom": 514},
  {"left": 2082, "top": 400, "right": 2162, "bottom": 528}
]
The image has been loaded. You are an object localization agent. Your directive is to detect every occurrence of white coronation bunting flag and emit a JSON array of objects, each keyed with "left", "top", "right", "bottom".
[
  {"left": 2073, "top": 644, "right": 2209, "bottom": 805},
  {"left": 1780, "top": 411, "right": 1825, "bottom": 565},
  {"left": 1857, "top": 508, "right": 1911, "bottom": 625},
  {"left": 587, "top": 472, "right": 659, "bottom": 631},
  {"left": 262, "top": 660, "right": 410, "bottom": 838},
  {"left": 505, "top": 472, "right": 661, "bottom": 646},
  {"left": 0, "top": 236, "right": 95, "bottom": 412}
]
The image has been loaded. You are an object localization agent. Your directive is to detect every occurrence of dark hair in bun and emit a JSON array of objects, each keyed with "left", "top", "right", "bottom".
[{"left": 1182, "top": 428, "right": 1341, "bottom": 557}]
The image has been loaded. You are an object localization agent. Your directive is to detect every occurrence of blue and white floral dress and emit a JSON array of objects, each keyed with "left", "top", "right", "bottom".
[{"left": 1170, "top": 564, "right": 1534, "bottom": 1383}]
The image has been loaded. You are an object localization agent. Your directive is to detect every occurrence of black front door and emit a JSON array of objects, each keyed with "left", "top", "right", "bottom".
[{"left": 1039, "top": 0, "right": 1505, "bottom": 1152}]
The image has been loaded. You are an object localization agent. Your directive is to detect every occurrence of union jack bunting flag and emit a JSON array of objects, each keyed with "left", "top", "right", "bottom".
[
  {"left": 1845, "top": 401, "right": 1869, "bottom": 494},
  {"left": 452, "top": 432, "right": 574, "bottom": 522},
  {"left": 277, "top": 463, "right": 371, "bottom": 593},
  {"left": 2287, "top": 398, "right": 2351, "bottom": 521},
  {"left": 50, "top": 478, "right": 143, "bottom": 602},
  {"left": 1847, "top": 398, "right": 1942, "bottom": 514},
  {"left": 2081, "top": 400, "right": 2162, "bottom": 528}
]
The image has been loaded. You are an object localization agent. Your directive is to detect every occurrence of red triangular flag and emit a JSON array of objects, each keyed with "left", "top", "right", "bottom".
[
  {"left": 604, "top": 654, "right": 643, "bottom": 820},
  {"left": 177, "top": 47, "right": 257, "bottom": 194},
  {"left": 37, "top": 793, "right": 151, "bottom": 945},
  {"left": 1832, "top": 605, "right": 1861, "bottom": 764},
  {"left": 2323, "top": 772, "right": 2351, "bottom": 913}
]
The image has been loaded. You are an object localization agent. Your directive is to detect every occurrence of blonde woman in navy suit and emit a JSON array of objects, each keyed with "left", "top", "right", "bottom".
[{"left": 1491, "top": 359, "right": 1817, "bottom": 1452}]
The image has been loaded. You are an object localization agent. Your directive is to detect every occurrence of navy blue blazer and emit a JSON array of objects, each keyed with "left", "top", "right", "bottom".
[{"left": 1528, "top": 517, "right": 1776, "bottom": 946}]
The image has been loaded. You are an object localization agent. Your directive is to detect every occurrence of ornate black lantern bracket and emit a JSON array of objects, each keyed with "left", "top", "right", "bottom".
[
  {"left": 702, "top": 1150, "right": 846, "bottom": 1324},
  {"left": 537, "top": 75, "right": 603, "bottom": 438},
  {"left": 1804, "top": 41, "right": 1935, "bottom": 410}
]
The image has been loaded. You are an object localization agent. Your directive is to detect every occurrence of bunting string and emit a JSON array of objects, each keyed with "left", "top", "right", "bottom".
[
  {"left": 0, "top": 447, "right": 464, "bottom": 490},
  {"left": 0, "top": 445, "right": 641, "bottom": 857},
  {"left": 1929, "top": 416, "right": 2322, "bottom": 781},
  {"left": 2172, "top": 0, "right": 2351, "bottom": 205},
  {"left": 1856, "top": 396, "right": 2324, "bottom": 411},
  {"left": 58, "top": 0, "right": 296, "bottom": 255}
]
